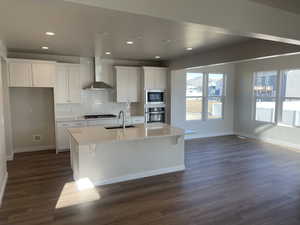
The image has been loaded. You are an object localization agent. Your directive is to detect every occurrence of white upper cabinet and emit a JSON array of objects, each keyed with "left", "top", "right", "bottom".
[
  {"left": 55, "top": 63, "right": 81, "bottom": 104},
  {"left": 68, "top": 65, "right": 81, "bottom": 103},
  {"left": 32, "top": 63, "right": 56, "bottom": 87},
  {"left": 115, "top": 66, "right": 141, "bottom": 103},
  {"left": 8, "top": 59, "right": 56, "bottom": 88},
  {"left": 55, "top": 64, "right": 69, "bottom": 104},
  {"left": 143, "top": 67, "right": 168, "bottom": 90},
  {"left": 8, "top": 62, "right": 32, "bottom": 87}
]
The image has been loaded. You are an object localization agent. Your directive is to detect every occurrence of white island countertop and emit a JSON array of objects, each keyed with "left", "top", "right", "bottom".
[{"left": 68, "top": 123, "right": 184, "bottom": 145}]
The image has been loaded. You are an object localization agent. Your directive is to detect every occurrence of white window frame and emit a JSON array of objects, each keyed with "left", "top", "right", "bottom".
[
  {"left": 252, "top": 71, "right": 278, "bottom": 124},
  {"left": 186, "top": 72, "right": 226, "bottom": 121},
  {"left": 278, "top": 69, "right": 300, "bottom": 128},
  {"left": 207, "top": 73, "right": 226, "bottom": 120},
  {"left": 252, "top": 70, "right": 300, "bottom": 128},
  {"left": 185, "top": 72, "right": 204, "bottom": 121}
]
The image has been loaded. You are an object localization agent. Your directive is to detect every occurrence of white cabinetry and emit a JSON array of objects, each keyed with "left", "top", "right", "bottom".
[
  {"left": 55, "top": 63, "right": 81, "bottom": 104},
  {"left": 32, "top": 63, "right": 56, "bottom": 87},
  {"left": 115, "top": 66, "right": 141, "bottom": 102},
  {"left": 56, "top": 121, "right": 87, "bottom": 152},
  {"left": 8, "top": 59, "right": 56, "bottom": 87},
  {"left": 131, "top": 116, "right": 145, "bottom": 124},
  {"left": 143, "top": 67, "right": 168, "bottom": 90},
  {"left": 8, "top": 61, "right": 32, "bottom": 87}
]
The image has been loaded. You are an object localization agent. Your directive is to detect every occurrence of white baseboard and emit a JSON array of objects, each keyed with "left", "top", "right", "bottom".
[
  {"left": 184, "top": 132, "right": 235, "bottom": 140},
  {"left": 75, "top": 165, "right": 186, "bottom": 186},
  {"left": 14, "top": 145, "right": 56, "bottom": 153},
  {"left": 0, "top": 171, "right": 8, "bottom": 207},
  {"left": 235, "top": 132, "right": 300, "bottom": 150}
]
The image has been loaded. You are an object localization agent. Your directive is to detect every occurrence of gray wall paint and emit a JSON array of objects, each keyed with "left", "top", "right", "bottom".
[
  {"left": 1, "top": 58, "right": 13, "bottom": 159},
  {"left": 235, "top": 54, "right": 300, "bottom": 147},
  {"left": 170, "top": 64, "right": 235, "bottom": 139},
  {"left": 10, "top": 88, "right": 55, "bottom": 152},
  {"left": 0, "top": 40, "right": 7, "bottom": 206}
]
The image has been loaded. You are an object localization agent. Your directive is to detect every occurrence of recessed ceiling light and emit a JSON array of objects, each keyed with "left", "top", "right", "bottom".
[
  {"left": 105, "top": 51, "right": 111, "bottom": 55},
  {"left": 155, "top": 56, "right": 161, "bottom": 59},
  {"left": 126, "top": 41, "right": 134, "bottom": 45},
  {"left": 41, "top": 46, "right": 49, "bottom": 50},
  {"left": 45, "top": 32, "right": 55, "bottom": 36},
  {"left": 186, "top": 47, "right": 193, "bottom": 51}
]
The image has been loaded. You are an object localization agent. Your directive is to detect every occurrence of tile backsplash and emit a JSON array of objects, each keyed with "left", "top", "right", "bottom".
[{"left": 55, "top": 90, "right": 141, "bottom": 118}]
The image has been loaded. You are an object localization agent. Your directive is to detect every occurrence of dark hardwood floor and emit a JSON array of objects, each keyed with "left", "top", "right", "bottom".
[{"left": 1, "top": 135, "right": 300, "bottom": 225}]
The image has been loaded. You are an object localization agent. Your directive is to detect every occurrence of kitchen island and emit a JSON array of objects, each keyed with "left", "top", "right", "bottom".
[{"left": 68, "top": 123, "right": 185, "bottom": 186}]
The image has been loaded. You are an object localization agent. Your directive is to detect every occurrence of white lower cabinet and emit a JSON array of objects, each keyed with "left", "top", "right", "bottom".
[
  {"left": 86, "top": 119, "right": 118, "bottom": 127},
  {"left": 131, "top": 116, "right": 145, "bottom": 124},
  {"left": 56, "top": 121, "right": 87, "bottom": 152}
]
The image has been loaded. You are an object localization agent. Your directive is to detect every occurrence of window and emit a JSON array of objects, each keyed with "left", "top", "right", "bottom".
[
  {"left": 253, "top": 71, "right": 277, "bottom": 123},
  {"left": 208, "top": 73, "right": 224, "bottom": 119},
  {"left": 186, "top": 72, "right": 225, "bottom": 121},
  {"left": 186, "top": 73, "right": 203, "bottom": 120},
  {"left": 281, "top": 70, "right": 300, "bottom": 127}
]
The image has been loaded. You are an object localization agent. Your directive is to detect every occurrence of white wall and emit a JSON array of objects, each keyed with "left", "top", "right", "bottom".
[
  {"left": 0, "top": 40, "right": 7, "bottom": 206},
  {"left": 1, "top": 58, "right": 13, "bottom": 160},
  {"left": 235, "top": 54, "right": 300, "bottom": 148},
  {"left": 170, "top": 63, "right": 235, "bottom": 139}
]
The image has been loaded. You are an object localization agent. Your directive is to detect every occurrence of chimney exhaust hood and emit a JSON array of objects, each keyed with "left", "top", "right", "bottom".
[{"left": 84, "top": 57, "right": 113, "bottom": 90}]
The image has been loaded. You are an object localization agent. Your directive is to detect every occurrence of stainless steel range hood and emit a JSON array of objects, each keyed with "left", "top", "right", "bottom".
[{"left": 84, "top": 57, "right": 113, "bottom": 90}]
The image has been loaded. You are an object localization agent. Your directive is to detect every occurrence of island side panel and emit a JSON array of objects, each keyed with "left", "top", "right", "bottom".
[
  {"left": 69, "top": 136, "right": 80, "bottom": 181},
  {"left": 77, "top": 135, "right": 185, "bottom": 185}
]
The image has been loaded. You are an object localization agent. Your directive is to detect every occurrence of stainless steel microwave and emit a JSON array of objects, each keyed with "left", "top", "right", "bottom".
[{"left": 146, "top": 90, "right": 165, "bottom": 104}]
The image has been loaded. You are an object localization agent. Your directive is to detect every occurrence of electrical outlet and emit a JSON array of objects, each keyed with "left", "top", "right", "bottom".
[{"left": 33, "top": 135, "right": 41, "bottom": 142}]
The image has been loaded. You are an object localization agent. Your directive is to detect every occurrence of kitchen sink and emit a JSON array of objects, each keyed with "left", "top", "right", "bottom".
[{"left": 105, "top": 125, "right": 135, "bottom": 130}]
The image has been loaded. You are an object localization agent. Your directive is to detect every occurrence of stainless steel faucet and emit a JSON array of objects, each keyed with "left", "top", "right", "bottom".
[{"left": 118, "top": 110, "right": 126, "bottom": 129}]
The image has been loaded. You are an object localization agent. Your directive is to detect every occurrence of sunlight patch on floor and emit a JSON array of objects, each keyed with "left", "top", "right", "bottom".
[{"left": 55, "top": 178, "right": 100, "bottom": 209}]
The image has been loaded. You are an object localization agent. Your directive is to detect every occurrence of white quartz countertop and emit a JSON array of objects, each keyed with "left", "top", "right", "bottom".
[
  {"left": 68, "top": 124, "right": 184, "bottom": 145},
  {"left": 55, "top": 115, "right": 144, "bottom": 122}
]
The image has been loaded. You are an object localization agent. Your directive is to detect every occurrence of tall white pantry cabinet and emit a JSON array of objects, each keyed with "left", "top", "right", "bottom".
[{"left": 55, "top": 63, "right": 81, "bottom": 104}]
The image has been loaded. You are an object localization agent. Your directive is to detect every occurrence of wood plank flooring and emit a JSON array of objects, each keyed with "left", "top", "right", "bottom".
[{"left": 1, "top": 135, "right": 300, "bottom": 225}]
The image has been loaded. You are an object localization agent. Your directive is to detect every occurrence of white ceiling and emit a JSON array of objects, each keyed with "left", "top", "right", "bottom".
[
  {"left": 0, "top": 0, "right": 253, "bottom": 61},
  {"left": 250, "top": 0, "right": 300, "bottom": 15}
]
